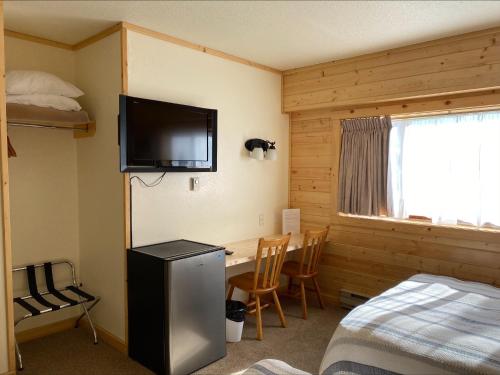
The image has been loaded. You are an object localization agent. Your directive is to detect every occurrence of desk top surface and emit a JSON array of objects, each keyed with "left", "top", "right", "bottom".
[{"left": 223, "top": 233, "right": 304, "bottom": 267}]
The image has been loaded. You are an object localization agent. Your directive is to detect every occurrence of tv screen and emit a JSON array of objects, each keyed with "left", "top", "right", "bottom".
[{"left": 119, "top": 95, "right": 217, "bottom": 172}]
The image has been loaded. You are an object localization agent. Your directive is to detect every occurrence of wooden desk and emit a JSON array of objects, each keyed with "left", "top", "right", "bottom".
[{"left": 223, "top": 233, "right": 304, "bottom": 267}]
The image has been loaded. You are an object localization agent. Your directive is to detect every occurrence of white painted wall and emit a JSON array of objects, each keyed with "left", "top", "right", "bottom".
[
  {"left": 6, "top": 37, "right": 81, "bottom": 332},
  {"left": 0, "top": 29, "right": 288, "bottom": 348},
  {"left": 5, "top": 36, "right": 76, "bottom": 82},
  {"left": 3, "top": 33, "right": 125, "bottom": 344},
  {"left": 75, "top": 32, "right": 125, "bottom": 341},
  {"left": 9, "top": 127, "right": 81, "bottom": 331},
  {"left": 128, "top": 31, "right": 289, "bottom": 248}
]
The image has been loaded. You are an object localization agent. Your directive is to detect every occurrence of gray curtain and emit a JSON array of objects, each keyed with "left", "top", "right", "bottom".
[{"left": 338, "top": 116, "right": 392, "bottom": 216}]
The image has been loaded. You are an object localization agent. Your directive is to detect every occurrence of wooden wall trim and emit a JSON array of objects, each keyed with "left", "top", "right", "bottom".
[
  {"left": 281, "top": 73, "right": 285, "bottom": 114},
  {"left": 3, "top": 24, "right": 121, "bottom": 52},
  {"left": 72, "top": 23, "right": 123, "bottom": 51},
  {"left": 4, "top": 21, "right": 281, "bottom": 75},
  {"left": 291, "top": 90, "right": 500, "bottom": 121},
  {"left": 121, "top": 22, "right": 281, "bottom": 75},
  {"left": 0, "top": 3, "right": 16, "bottom": 371},
  {"left": 93, "top": 324, "right": 127, "bottom": 354},
  {"left": 80, "top": 319, "right": 127, "bottom": 354},
  {"left": 14, "top": 317, "right": 127, "bottom": 354},
  {"left": 285, "top": 25, "right": 500, "bottom": 76},
  {"left": 120, "top": 26, "right": 128, "bottom": 95},
  {"left": 120, "top": 25, "right": 130, "bottom": 353},
  {"left": 15, "top": 317, "right": 77, "bottom": 344},
  {"left": 4, "top": 29, "right": 73, "bottom": 50},
  {"left": 283, "top": 26, "right": 500, "bottom": 112},
  {"left": 289, "top": 91, "right": 500, "bottom": 301}
]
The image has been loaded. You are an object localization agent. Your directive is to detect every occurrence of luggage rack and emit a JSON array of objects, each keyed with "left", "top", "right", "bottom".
[{"left": 13, "top": 259, "right": 100, "bottom": 370}]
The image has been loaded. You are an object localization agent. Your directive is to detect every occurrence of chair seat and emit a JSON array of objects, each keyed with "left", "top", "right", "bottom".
[
  {"left": 281, "top": 261, "right": 313, "bottom": 278},
  {"left": 279, "top": 227, "right": 329, "bottom": 320},
  {"left": 228, "top": 272, "right": 277, "bottom": 293}
]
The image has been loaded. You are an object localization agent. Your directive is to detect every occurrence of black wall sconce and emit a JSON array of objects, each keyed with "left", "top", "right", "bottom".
[{"left": 244, "top": 138, "right": 277, "bottom": 160}]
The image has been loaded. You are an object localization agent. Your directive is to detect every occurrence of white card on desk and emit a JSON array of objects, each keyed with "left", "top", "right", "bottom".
[{"left": 282, "top": 208, "right": 300, "bottom": 235}]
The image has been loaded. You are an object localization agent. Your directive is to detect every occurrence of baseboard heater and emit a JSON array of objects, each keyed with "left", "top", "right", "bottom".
[{"left": 340, "top": 289, "right": 370, "bottom": 310}]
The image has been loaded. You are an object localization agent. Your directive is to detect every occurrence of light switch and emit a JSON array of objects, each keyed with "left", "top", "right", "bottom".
[{"left": 191, "top": 177, "right": 200, "bottom": 191}]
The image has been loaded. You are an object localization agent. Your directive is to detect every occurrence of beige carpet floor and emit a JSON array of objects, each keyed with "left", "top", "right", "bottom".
[
  {"left": 19, "top": 296, "right": 346, "bottom": 375},
  {"left": 18, "top": 328, "right": 154, "bottom": 375}
]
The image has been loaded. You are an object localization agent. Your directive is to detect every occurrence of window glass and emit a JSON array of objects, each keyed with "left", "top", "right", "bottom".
[{"left": 388, "top": 110, "right": 500, "bottom": 228}]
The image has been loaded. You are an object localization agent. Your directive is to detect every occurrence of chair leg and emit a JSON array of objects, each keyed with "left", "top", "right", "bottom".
[
  {"left": 255, "top": 295, "right": 263, "bottom": 341},
  {"left": 313, "top": 277, "right": 325, "bottom": 309},
  {"left": 300, "top": 280, "right": 308, "bottom": 320},
  {"left": 227, "top": 285, "right": 235, "bottom": 300},
  {"left": 15, "top": 340, "right": 23, "bottom": 370},
  {"left": 272, "top": 290, "right": 287, "bottom": 328}
]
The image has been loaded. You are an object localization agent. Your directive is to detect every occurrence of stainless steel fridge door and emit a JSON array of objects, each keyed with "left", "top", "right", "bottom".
[{"left": 167, "top": 249, "right": 226, "bottom": 375}]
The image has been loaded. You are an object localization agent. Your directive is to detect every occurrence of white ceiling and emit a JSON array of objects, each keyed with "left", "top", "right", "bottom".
[{"left": 5, "top": 1, "right": 500, "bottom": 71}]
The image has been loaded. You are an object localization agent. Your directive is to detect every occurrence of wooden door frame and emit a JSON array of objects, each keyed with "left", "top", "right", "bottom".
[
  {"left": 0, "top": 1, "right": 16, "bottom": 371},
  {"left": 120, "top": 25, "right": 130, "bottom": 352}
]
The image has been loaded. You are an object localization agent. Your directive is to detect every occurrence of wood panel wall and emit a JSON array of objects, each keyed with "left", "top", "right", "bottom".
[
  {"left": 283, "top": 26, "right": 500, "bottom": 112},
  {"left": 290, "top": 92, "right": 500, "bottom": 304}
]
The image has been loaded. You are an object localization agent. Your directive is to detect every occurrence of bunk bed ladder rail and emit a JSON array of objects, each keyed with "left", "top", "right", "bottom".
[{"left": 12, "top": 259, "right": 100, "bottom": 370}]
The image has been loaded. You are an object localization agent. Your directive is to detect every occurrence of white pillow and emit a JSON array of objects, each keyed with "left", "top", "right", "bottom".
[
  {"left": 7, "top": 94, "right": 82, "bottom": 111},
  {"left": 6, "top": 70, "right": 84, "bottom": 98}
]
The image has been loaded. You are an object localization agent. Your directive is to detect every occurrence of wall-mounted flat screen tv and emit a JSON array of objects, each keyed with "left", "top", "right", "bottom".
[{"left": 119, "top": 95, "right": 217, "bottom": 172}]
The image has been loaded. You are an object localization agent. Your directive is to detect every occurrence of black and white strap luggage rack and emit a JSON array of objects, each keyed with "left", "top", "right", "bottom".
[{"left": 12, "top": 259, "right": 100, "bottom": 370}]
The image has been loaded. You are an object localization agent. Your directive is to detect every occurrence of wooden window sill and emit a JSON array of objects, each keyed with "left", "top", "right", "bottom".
[{"left": 336, "top": 212, "right": 500, "bottom": 234}]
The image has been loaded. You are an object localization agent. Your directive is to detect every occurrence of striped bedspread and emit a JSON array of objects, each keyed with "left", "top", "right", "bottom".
[
  {"left": 320, "top": 274, "right": 500, "bottom": 375},
  {"left": 243, "top": 359, "right": 311, "bottom": 375}
]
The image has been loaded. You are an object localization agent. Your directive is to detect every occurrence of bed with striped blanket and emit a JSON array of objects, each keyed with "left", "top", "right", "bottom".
[
  {"left": 320, "top": 274, "right": 500, "bottom": 375},
  {"left": 243, "top": 359, "right": 311, "bottom": 375}
]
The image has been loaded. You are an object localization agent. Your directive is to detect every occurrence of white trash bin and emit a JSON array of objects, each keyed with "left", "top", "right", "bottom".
[
  {"left": 226, "top": 300, "right": 246, "bottom": 342},
  {"left": 226, "top": 318, "right": 244, "bottom": 342}
]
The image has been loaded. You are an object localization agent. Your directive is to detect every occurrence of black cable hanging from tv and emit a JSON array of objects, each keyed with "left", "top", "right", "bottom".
[{"left": 129, "top": 172, "right": 167, "bottom": 188}]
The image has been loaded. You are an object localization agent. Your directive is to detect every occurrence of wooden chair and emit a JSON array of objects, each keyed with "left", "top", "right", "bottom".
[
  {"left": 227, "top": 233, "right": 291, "bottom": 340},
  {"left": 281, "top": 226, "right": 329, "bottom": 319}
]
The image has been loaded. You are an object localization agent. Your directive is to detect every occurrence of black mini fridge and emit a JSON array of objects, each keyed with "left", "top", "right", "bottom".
[{"left": 127, "top": 240, "right": 226, "bottom": 375}]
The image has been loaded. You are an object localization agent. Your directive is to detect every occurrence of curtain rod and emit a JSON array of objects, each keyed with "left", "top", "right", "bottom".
[
  {"left": 391, "top": 105, "right": 500, "bottom": 120},
  {"left": 340, "top": 115, "right": 387, "bottom": 122},
  {"left": 341, "top": 105, "right": 500, "bottom": 122},
  {"left": 7, "top": 122, "right": 88, "bottom": 131}
]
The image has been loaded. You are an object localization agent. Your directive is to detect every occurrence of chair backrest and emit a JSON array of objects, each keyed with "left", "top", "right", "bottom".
[
  {"left": 298, "top": 226, "right": 330, "bottom": 276},
  {"left": 253, "top": 233, "right": 291, "bottom": 291}
]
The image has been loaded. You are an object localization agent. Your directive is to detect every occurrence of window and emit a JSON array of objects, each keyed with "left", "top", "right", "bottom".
[{"left": 387, "top": 110, "right": 500, "bottom": 228}]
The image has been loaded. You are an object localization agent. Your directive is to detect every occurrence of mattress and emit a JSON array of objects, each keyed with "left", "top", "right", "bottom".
[
  {"left": 320, "top": 274, "right": 500, "bottom": 375},
  {"left": 6, "top": 103, "right": 90, "bottom": 127}
]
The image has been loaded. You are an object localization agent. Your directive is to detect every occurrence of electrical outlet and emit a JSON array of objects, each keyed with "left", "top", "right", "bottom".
[
  {"left": 190, "top": 177, "right": 200, "bottom": 191},
  {"left": 259, "top": 214, "right": 264, "bottom": 226}
]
